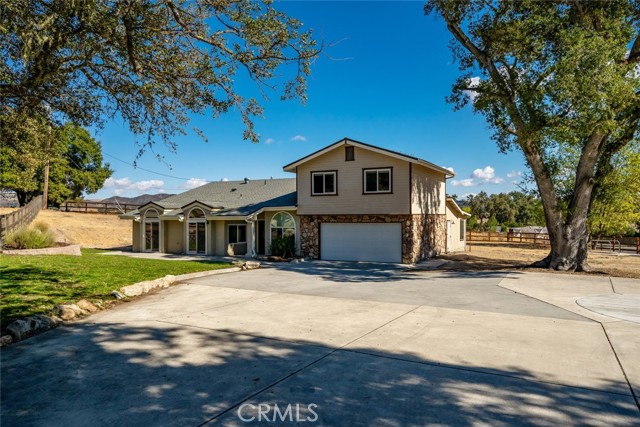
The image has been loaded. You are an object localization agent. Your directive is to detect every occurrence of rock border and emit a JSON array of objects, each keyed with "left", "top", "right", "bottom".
[
  {"left": 1, "top": 244, "right": 81, "bottom": 256},
  {"left": 0, "top": 264, "right": 247, "bottom": 347}
]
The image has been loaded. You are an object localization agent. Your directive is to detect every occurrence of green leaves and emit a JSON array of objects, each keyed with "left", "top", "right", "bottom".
[
  {"left": 0, "top": 113, "right": 112, "bottom": 206},
  {"left": 1, "top": 0, "right": 319, "bottom": 153}
]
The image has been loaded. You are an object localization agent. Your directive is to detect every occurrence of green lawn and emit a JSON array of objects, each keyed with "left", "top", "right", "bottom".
[{"left": 0, "top": 249, "right": 230, "bottom": 327}]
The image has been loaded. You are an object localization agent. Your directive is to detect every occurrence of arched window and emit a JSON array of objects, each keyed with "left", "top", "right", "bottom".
[
  {"left": 188, "top": 208, "right": 205, "bottom": 219},
  {"left": 143, "top": 209, "right": 160, "bottom": 252},
  {"left": 187, "top": 208, "right": 206, "bottom": 254},
  {"left": 270, "top": 212, "right": 296, "bottom": 241},
  {"left": 144, "top": 209, "right": 159, "bottom": 219}
]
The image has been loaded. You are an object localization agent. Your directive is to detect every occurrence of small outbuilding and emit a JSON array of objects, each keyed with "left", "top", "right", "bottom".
[{"left": 445, "top": 198, "right": 471, "bottom": 253}]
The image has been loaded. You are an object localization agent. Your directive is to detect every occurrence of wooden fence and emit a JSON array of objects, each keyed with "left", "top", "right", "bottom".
[
  {"left": 467, "top": 230, "right": 640, "bottom": 253},
  {"left": 60, "top": 201, "right": 140, "bottom": 214},
  {"left": 466, "top": 230, "right": 550, "bottom": 245},
  {"left": 0, "top": 195, "right": 43, "bottom": 244}
]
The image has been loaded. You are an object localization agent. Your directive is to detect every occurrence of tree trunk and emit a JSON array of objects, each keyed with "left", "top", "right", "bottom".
[
  {"left": 527, "top": 132, "right": 603, "bottom": 272},
  {"left": 16, "top": 191, "right": 28, "bottom": 207}
]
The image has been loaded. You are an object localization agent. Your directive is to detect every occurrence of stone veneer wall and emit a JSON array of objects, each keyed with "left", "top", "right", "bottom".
[
  {"left": 411, "top": 214, "right": 446, "bottom": 260},
  {"left": 299, "top": 214, "right": 446, "bottom": 263}
]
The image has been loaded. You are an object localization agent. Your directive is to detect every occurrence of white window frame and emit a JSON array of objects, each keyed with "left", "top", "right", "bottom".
[
  {"left": 228, "top": 224, "right": 247, "bottom": 244},
  {"left": 142, "top": 208, "right": 160, "bottom": 252},
  {"left": 311, "top": 171, "right": 337, "bottom": 195},
  {"left": 270, "top": 211, "right": 296, "bottom": 242},
  {"left": 363, "top": 168, "right": 392, "bottom": 194},
  {"left": 186, "top": 208, "right": 207, "bottom": 254}
]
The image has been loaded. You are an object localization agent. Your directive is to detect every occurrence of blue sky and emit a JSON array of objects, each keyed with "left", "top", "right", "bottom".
[{"left": 91, "top": 1, "right": 527, "bottom": 200}]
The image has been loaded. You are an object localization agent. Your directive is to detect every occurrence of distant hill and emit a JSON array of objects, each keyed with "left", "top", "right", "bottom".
[{"left": 100, "top": 193, "right": 175, "bottom": 205}]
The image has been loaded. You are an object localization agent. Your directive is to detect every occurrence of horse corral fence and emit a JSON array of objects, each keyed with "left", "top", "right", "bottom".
[
  {"left": 60, "top": 201, "right": 140, "bottom": 214},
  {"left": 0, "top": 195, "right": 43, "bottom": 244},
  {"left": 466, "top": 230, "right": 640, "bottom": 254}
]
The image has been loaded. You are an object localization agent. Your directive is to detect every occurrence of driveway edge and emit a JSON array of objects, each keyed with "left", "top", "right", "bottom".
[{"left": 174, "top": 266, "right": 242, "bottom": 282}]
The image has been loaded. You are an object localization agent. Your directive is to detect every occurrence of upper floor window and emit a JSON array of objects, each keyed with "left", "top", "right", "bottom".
[
  {"left": 345, "top": 146, "right": 355, "bottom": 161},
  {"left": 363, "top": 168, "right": 392, "bottom": 194},
  {"left": 312, "top": 171, "right": 337, "bottom": 195}
]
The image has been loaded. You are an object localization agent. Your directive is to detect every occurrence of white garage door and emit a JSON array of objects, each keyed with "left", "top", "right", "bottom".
[{"left": 320, "top": 223, "right": 402, "bottom": 263}]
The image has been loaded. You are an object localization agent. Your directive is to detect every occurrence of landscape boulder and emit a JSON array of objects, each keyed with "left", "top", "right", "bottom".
[
  {"left": 6, "top": 319, "right": 30, "bottom": 341},
  {"left": 76, "top": 299, "right": 98, "bottom": 313},
  {"left": 120, "top": 275, "right": 178, "bottom": 297},
  {"left": 111, "top": 290, "right": 126, "bottom": 299},
  {"left": 244, "top": 261, "right": 261, "bottom": 270},
  {"left": 54, "top": 304, "right": 86, "bottom": 321},
  {"left": 5, "top": 315, "right": 60, "bottom": 341},
  {"left": 0, "top": 335, "right": 13, "bottom": 347}
]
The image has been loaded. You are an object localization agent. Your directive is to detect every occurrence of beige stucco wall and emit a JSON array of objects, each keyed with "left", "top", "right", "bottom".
[
  {"left": 445, "top": 205, "right": 467, "bottom": 252},
  {"left": 214, "top": 220, "right": 225, "bottom": 256},
  {"left": 411, "top": 164, "right": 446, "bottom": 215},
  {"left": 132, "top": 221, "right": 141, "bottom": 252},
  {"left": 296, "top": 145, "right": 411, "bottom": 215},
  {"left": 163, "top": 220, "right": 184, "bottom": 254}
]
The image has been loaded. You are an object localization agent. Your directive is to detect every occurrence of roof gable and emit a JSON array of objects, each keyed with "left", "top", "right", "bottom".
[
  {"left": 282, "top": 137, "right": 454, "bottom": 177},
  {"left": 446, "top": 198, "right": 472, "bottom": 218}
]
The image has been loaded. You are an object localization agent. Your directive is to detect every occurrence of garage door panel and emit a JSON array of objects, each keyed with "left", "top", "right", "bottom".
[{"left": 320, "top": 223, "right": 402, "bottom": 263}]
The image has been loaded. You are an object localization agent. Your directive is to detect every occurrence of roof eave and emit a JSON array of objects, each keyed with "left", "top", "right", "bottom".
[{"left": 282, "top": 137, "right": 454, "bottom": 177}]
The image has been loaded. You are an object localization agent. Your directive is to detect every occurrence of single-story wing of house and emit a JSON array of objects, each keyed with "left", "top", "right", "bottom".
[{"left": 120, "top": 137, "right": 470, "bottom": 263}]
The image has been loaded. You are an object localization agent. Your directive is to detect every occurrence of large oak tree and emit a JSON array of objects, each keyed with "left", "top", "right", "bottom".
[
  {"left": 426, "top": 0, "right": 640, "bottom": 271},
  {"left": 1, "top": 0, "right": 319, "bottom": 154}
]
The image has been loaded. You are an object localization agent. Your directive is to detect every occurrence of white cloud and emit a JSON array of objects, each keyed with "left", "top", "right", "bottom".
[
  {"left": 290, "top": 135, "right": 307, "bottom": 142},
  {"left": 129, "top": 180, "right": 165, "bottom": 191},
  {"left": 471, "top": 166, "right": 495, "bottom": 180},
  {"left": 103, "top": 177, "right": 131, "bottom": 188},
  {"left": 445, "top": 166, "right": 455, "bottom": 174},
  {"left": 264, "top": 138, "right": 275, "bottom": 144},
  {"left": 221, "top": 177, "right": 229, "bottom": 182},
  {"left": 470, "top": 166, "right": 505, "bottom": 184},
  {"left": 507, "top": 170, "right": 522, "bottom": 179},
  {"left": 182, "top": 178, "right": 208, "bottom": 190},
  {"left": 103, "top": 177, "right": 165, "bottom": 192},
  {"left": 464, "top": 76, "right": 481, "bottom": 101},
  {"left": 451, "top": 178, "right": 476, "bottom": 187},
  {"left": 485, "top": 177, "right": 504, "bottom": 184}
]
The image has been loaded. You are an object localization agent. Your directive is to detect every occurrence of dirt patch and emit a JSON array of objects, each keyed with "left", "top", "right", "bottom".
[
  {"left": 440, "top": 243, "right": 640, "bottom": 279},
  {"left": 33, "top": 209, "right": 131, "bottom": 249}
]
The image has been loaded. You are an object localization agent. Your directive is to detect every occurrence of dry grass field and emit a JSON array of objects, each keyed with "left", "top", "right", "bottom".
[
  {"left": 32, "top": 209, "right": 132, "bottom": 249},
  {"left": 441, "top": 242, "right": 640, "bottom": 279}
]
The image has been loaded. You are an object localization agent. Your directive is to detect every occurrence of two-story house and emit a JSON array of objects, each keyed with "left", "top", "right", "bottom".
[{"left": 120, "top": 138, "right": 470, "bottom": 263}]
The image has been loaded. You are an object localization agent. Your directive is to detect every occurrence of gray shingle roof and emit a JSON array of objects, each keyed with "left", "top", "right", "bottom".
[{"left": 153, "top": 178, "right": 296, "bottom": 216}]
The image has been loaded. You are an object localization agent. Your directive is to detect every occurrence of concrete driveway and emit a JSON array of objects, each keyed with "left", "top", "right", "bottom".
[{"left": 2, "top": 262, "right": 639, "bottom": 426}]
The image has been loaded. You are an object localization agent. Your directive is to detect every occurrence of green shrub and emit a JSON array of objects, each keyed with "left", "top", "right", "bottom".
[
  {"left": 269, "top": 235, "right": 296, "bottom": 258},
  {"left": 32, "top": 221, "right": 50, "bottom": 233},
  {"left": 4, "top": 225, "right": 56, "bottom": 249}
]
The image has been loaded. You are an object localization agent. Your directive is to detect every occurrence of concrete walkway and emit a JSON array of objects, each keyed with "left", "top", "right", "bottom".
[{"left": 1, "top": 263, "right": 639, "bottom": 426}]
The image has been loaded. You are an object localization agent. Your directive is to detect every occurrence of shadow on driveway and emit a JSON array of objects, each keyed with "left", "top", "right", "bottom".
[{"left": 2, "top": 322, "right": 638, "bottom": 426}]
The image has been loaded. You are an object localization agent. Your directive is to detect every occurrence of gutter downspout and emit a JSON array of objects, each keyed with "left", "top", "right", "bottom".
[{"left": 245, "top": 212, "right": 259, "bottom": 258}]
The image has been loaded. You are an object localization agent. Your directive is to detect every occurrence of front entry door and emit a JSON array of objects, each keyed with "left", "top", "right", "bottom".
[
  {"left": 257, "top": 220, "right": 265, "bottom": 255},
  {"left": 144, "top": 222, "right": 159, "bottom": 252},
  {"left": 188, "top": 222, "right": 206, "bottom": 254}
]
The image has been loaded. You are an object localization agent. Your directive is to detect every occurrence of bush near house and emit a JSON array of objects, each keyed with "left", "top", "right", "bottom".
[
  {"left": 269, "top": 235, "right": 296, "bottom": 258},
  {"left": 3, "top": 222, "right": 55, "bottom": 249},
  {"left": 0, "top": 249, "right": 230, "bottom": 328}
]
